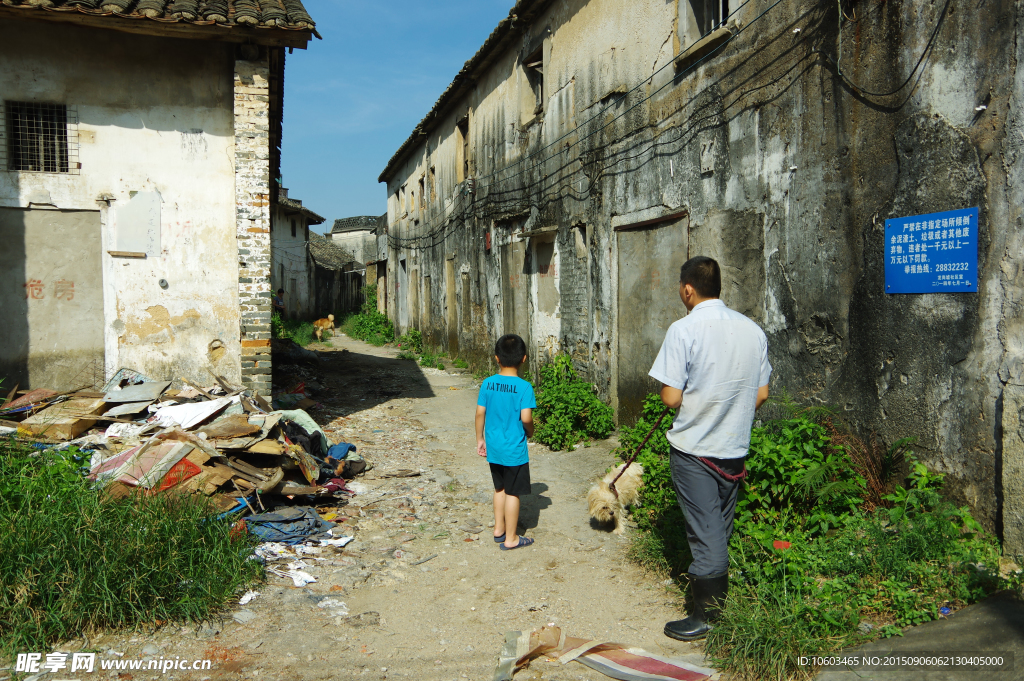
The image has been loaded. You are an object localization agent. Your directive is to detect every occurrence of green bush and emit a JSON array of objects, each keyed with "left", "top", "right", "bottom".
[
  {"left": 397, "top": 329, "right": 423, "bottom": 354},
  {"left": 453, "top": 358, "right": 469, "bottom": 369},
  {"left": 533, "top": 354, "right": 614, "bottom": 451},
  {"left": 396, "top": 350, "right": 416, "bottom": 361},
  {"left": 617, "top": 392, "right": 1017, "bottom": 680},
  {"left": 0, "top": 439, "right": 263, "bottom": 657},
  {"left": 340, "top": 284, "right": 394, "bottom": 346},
  {"left": 271, "top": 311, "right": 316, "bottom": 347}
]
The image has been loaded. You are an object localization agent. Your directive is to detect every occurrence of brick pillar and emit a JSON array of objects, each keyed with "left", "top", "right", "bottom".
[{"left": 234, "top": 54, "right": 273, "bottom": 396}]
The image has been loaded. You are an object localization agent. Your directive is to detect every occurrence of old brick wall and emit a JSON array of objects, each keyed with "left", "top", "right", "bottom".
[{"left": 234, "top": 53, "right": 272, "bottom": 396}]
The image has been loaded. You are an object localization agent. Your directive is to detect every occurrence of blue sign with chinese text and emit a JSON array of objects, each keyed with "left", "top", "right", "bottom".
[{"left": 884, "top": 207, "right": 978, "bottom": 294}]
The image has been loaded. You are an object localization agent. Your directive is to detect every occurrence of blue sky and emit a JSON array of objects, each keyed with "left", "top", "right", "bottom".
[{"left": 280, "top": 0, "right": 514, "bottom": 232}]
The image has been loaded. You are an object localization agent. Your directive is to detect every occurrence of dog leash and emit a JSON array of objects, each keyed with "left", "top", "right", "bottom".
[
  {"left": 609, "top": 408, "right": 749, "bottom": 496},
  {"left": 609, "top": 407, "right": 672, "bottom": 498}
]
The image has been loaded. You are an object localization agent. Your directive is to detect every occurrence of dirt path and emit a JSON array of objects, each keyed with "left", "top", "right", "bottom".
[{"left": 70, "top": 336, "right": 718, "bottom": 681}]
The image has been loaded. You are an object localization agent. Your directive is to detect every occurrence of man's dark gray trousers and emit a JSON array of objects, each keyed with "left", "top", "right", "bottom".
[{"left": 669, "top": 446, "right": 744, "bottom": 576}]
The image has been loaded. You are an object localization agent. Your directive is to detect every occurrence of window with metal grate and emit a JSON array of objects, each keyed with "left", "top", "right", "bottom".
[{"left": 1, "top": 101, "right": 79, "bottom": 174}]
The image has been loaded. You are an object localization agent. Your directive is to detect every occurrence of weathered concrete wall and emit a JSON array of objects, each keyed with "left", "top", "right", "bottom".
[
  {"left": 381, "top": 0, "right": 1024, "bottom": 535},
  {"left": 0, "top": 21, "right": 242, "bottom": 389},
  {"left": 0, "top": 208, "right": 104, "bottom": 390}
]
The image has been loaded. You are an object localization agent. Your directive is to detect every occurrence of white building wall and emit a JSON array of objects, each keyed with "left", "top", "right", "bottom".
[{"left": 0, "top": 20, "right": 242, "bottom": 385}]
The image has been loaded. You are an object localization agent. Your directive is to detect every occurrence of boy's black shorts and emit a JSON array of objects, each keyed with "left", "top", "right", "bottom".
[{"left": 489, "top": 462, "right": 531, "bottom": 496}]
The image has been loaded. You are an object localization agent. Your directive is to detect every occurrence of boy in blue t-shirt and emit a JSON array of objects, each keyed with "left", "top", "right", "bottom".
[{"left": 475, "top": 334, "right": 537, "bottom": 551}]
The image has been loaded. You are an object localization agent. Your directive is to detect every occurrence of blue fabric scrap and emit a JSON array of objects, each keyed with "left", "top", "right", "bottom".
[{"left": 246, "top": 506, "right": 335, "bottom": 545}]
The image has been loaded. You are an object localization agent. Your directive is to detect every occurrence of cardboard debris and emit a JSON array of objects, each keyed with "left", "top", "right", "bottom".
[
  {"left": 20, "top": 397, "right": 108, "bottom": 441},
  {"left": 7, "top": 369, "right": 368, "bottom": 526}
]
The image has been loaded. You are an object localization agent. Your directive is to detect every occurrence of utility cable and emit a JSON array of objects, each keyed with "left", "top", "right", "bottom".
[{"left": 819, "top": 0, "right": 952, "bottom": 98}]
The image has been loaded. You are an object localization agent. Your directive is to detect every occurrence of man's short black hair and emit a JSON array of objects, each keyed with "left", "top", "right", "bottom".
[
  {"left": 495, "top": 334, "right": 527, "bottom": 368},
  {"left": 680, "top": 256, "right": 722, "bottom": 298}
]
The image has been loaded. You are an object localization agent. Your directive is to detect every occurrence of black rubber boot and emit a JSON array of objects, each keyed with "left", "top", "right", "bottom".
[{"left": 664, "top": 572, "right": 729, "bottom": 641}]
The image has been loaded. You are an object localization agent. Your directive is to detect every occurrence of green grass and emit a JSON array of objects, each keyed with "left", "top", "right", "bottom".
[
  {"left": 0, "top": 439, "right": 263, "bottom": 657},
  {"left": 453, "top": 358, "right": 469, "bottom": 369},
  {"left": 396, "top": 350, "right": 417, "bottom": 361},
  {"left": 271, "top": 312, "right": 316, "bottom": 347}
]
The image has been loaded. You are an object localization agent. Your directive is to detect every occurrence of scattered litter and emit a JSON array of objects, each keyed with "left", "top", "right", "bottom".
[
  {"left": 410, "top": 554, "right": 438, "bottom": 566},
  {"left": 239, "top": 590, "right": 260, "bottom": 605},
  {"left": 268, "top": 564, "right": 317, "bottom": 587}
]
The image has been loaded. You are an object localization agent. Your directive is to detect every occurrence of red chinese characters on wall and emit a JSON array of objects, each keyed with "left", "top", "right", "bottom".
[{"left": 23, "top": 279, "right": 76, "bottom": 301}]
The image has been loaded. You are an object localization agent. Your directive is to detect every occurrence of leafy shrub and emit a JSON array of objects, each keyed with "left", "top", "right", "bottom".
[
  {"left": 340, "top": 285, "right": 394, "bottom": 346},
  {"left": 453, "top": 358, "right": 469, "bottom": 369},
  {"left": 397, "top": 329, "right": 423, "bottom": 354},
  {"left": 271, "top": 311, "right": 316, "bottom": 347},
  {"left": 396, "top": 350, "right": 416, "bottom": 361},
  {"left": 742, "top": 407, "right": 866, "bottom": 535},
  {"left": 533, "top": 354, "right": 614, "bottom": 451},
  {"left": 0, "top": 440, "right": 262, "bottom": 657},
  {"left": 616, "top": 391, "right": 1014, "bottom": 680}
]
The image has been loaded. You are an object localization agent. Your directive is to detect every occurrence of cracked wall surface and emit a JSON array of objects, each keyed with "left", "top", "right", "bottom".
[{"left": 381, "top": 0, "right": 1024, "bottom": 540}]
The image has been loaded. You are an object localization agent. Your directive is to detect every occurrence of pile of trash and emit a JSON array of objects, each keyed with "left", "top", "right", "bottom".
[{"left": 0, "top": 368, "right": 367, "bottom": 513}]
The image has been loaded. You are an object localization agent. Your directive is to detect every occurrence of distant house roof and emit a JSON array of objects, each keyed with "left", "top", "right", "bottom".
[
  {"left": 308, "top": 232, "right": 354, "bottom": 270},
  {"left": 0, "top": 0, "right": 318, "bottom": 47},
  {"left": 277, "top": 195, "right": 325, "bottom": 225},
  {"left": 331, "top": 215, "right": 381, "bottom": 235}
]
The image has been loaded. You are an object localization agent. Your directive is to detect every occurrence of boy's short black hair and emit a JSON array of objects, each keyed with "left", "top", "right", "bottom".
[
  {"left": 277, "top": 288, "right": 284, "bottom": 294},
  {"left": 495, "top": 334, "right": 527, "bottom": 368},
  {"left": 679, "top": 256, "right": 721, "bottom": 298}
]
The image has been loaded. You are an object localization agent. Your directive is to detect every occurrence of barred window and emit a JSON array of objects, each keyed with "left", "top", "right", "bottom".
[{"left": 0, "top": 101, "right": 79, "bottom": 174}]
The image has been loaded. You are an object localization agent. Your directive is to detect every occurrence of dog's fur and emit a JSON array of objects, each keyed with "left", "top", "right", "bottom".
[
  {"left": 313, "top": 314, "right": 335, "bottom": 341},
  {"left": 587, "top": 462, "right": 644, "bottom": 534}
]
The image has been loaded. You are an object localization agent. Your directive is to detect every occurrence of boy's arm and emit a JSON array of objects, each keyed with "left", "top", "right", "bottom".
[
  {"left": 475, "top": 405, "right": 487, "bottom": 457},
  {"left": 520, "top": 408, "right": 534, "bottom": 438}
]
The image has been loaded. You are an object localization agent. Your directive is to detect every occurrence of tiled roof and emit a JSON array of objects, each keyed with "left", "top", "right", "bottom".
[
  {"left": 278, "top": 196, "right": 325, "bottom": 225},
  {"left": 331, "top": 215, "right": 381, "bottom": 234},
  {"left": 0, "top": 0, "right": 316, "bottom": 32},
  {"left": 308, "top": 232, "right": 355, "bottom": 270}
]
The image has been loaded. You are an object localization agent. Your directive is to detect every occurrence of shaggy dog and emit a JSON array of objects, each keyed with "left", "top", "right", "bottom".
[
  {"left": 587, "top": 462, "right": 644, "bottom": 534},
  {"left": 313, "top": 314, "right": 335, "bottom": 341}
]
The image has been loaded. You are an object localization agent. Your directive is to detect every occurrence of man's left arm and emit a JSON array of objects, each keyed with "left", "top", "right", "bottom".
[{"left": 756, "top": 331, "right": 772, "bottom": 410}]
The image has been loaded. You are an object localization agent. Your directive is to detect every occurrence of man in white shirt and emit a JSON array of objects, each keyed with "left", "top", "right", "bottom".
[{"left": 648, "top": 256, "right": 771, "bottom": 641}]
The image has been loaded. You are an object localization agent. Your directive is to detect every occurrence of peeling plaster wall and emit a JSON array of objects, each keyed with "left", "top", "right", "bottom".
[
  {"left": 0, "top": 21, "right": 241, "bottom": 388},
  {"left": 383, "top": 0, "right": 1023, "bottom": 536}
]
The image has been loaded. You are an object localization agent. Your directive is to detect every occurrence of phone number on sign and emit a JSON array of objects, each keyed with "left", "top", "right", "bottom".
[
  {"left": 798, "top": 656, "right": 1009, "bottom": 669},
  {"left": 935, "top": 262, "right": 970, "bottom": 272}
]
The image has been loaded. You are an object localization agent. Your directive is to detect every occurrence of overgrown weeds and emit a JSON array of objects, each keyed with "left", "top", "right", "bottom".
[
  {"left": 619, "top": 393, "right": 1020, "bottom": 680},
  {"left": 271, "top": 311, "right": 316, "bottom": 347},
  {"left": 0, "top": 438, "right": 263, "bottom": 657},
  {"left": 340, "top": 284, "right": 394, "bottom": 346},
  {"left": 533, "top": 354, "right": 614, "bottom": 451}
]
